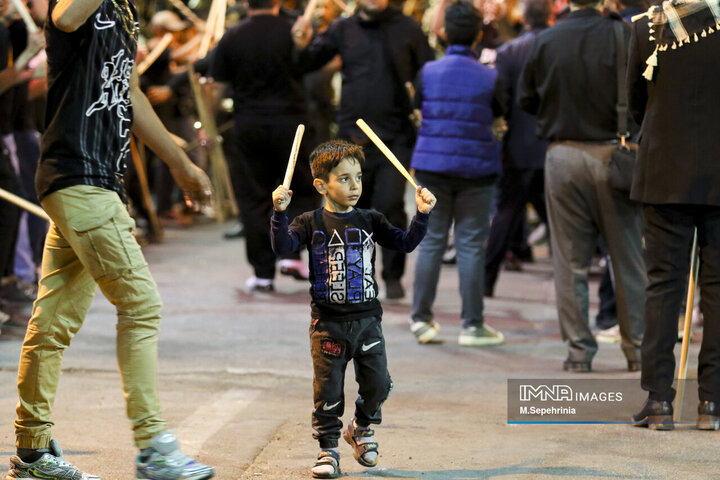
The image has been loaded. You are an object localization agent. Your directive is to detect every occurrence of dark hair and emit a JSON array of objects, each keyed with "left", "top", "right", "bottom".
[
  {"left": 248, "top": 0, "right": 274, "bottom": 9},
  {"left": 523, "top": 0, "right": 552, "bottom": 28},
  {"left": 310, "top": 140, "right": 365, "bottom": 180},
  {"left": 444, "top": 1, "right": 483, "bottom": 46}
]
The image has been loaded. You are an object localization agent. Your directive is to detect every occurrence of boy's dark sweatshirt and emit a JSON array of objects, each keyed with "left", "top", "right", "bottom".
[{"left": 271, "top": 207, "right": 429, "bottom": 321}]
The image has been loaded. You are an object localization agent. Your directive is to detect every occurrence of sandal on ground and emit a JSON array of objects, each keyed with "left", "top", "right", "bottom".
[
  {"left": 312, "top": 449, "right": 341, "bottom": 479},
  {"left": 343, "top": 420, "right": 379, "bottom": 467}
]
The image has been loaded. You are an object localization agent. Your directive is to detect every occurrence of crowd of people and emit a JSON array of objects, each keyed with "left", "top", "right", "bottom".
[{"left": 0, "top": 0, "right": 718, "bottom": 477}]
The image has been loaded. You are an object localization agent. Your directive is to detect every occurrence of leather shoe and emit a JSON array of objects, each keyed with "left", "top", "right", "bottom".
[
  {"left": 563, "top": 359, "right": 591, "bottom": 373},
  {"left": 632, "top": 399, "right": 674, "bottom": 430},
  {"left": 697, "top": 401, "right": 720, "bottom": 430}
]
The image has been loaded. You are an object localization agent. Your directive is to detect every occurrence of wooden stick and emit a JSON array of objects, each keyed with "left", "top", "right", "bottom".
[
  {"left": 675, "top": 228, "right": 699, "bottom": 423},
  {"left": 332, "top": 0, "right": 354, "bottom": 15},
  {"left": 302, "top": 0, "right": 320, "bottom": 24},
  {"left": 356, "top": 118, "right": 418, "bottom": 189},
  {"left": 214, "top": 0, "right": 227, "bottom": 43},
  {"left": 130, "top": 138, "right": 164, "bottom": 242},
  {"left": 199, "top": 0, "right": 221, "bottom": 58},
  {"left": 137, "top": 33, "right": 174, "bottom": 76},
  {"left": 166, "top": 0, "right": 205, "bottom": 28},
  {"left": 283, "top": 124, "right": 305, "bottom": 189},
  {"left": 0, "top": 188, "right": 49, "bottom": 221},
  {"left": 10, "top": 0, "right": 38, "bottom": 33}
]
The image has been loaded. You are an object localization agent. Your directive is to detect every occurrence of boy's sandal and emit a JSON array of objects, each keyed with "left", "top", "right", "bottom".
[
  {"left": 343, "top": 427, "right": 379, "bottom": 467},
  {"left": 312, "top": 450, "right": 341, "bottom": 479}
]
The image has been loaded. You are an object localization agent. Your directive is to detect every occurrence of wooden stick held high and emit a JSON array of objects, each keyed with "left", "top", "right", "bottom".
[
  {"left": 356, "top": 118, "right": 419, "bottom": 189},
  {"left": 283, "top": 124, "right": 306, "bottom": 189},
  {"left": 10, "top": 0, "right": 38, "bottom": 33},
  {"left": 137, "top": 33, "right": 174, "bottom": 75}
]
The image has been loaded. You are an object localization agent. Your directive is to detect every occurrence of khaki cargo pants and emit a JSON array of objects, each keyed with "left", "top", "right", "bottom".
[{"left": 15, "top": 185, "right": 165, "bottom": 449}]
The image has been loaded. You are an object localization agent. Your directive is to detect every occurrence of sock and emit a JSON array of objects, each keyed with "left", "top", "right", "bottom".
[{"left": 17, "top": 447, "right": 51, "bottom": 463}]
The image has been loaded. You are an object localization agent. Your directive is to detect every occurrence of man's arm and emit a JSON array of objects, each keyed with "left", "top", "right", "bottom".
[
  {"left": 517, "top": 43, "right": 540, "bottom": 115},
  {"left": 129, "top": 67, "right": 212, "bottom": 208},
  {"left": 0, "top": 30, "right": 45, "bottom": 95},
  {"left": 51, "top": 0, "right": 104, "bottom": 32},
  {"left": 627, "top": 22, "right": 648, "bottom": 126}
]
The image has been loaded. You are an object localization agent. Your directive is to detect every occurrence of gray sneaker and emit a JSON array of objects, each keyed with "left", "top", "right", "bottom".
[
  {"left": 458, "top": 325, "right": 504, "bottom": 346},
  {"left": 136, "top": 431, "right": 214, "bottom": 480},
  {"left": 410, "top": 321, "right": 440, "bottom": 344},
  {"left": 6, "top": 439, "right": 101, "bottom": 480}
]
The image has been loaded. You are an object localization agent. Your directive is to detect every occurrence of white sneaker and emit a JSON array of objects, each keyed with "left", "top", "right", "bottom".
[
  {"left": 410, "top": 321, "right": 440, "bottom": 344},
  {"left": 458, "top": 325, "right": 504, "bottom": 346},
  {"left": 245, "top": 276, "right": 274, "bottom": 292},
  {"left": 595, "top": 325, "right": 621, "bottom": 344}
]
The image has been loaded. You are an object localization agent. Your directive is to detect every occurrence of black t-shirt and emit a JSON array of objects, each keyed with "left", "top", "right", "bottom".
[
  {"left": 271, "top": 207, "right": 429, "bottom": 321},
  {"left": 210, "top": 14, "right": 309, "bottom": 119},
  {"left": 35, "top": 0, "right": 138, "bottom": 200},
  {"left": 0, "top": 24, "right": 12, "bottom": 135}
]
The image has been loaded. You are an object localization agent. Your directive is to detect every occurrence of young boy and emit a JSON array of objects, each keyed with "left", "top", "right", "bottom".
[{"left": 271, "top": 140, "right": 436, "bottom": 478}]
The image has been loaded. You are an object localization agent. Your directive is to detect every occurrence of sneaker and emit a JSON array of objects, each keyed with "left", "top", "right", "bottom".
[
  {"left": 595, "top": 325, "right": 621, "bottom": 344},
  {"left": 343, "top": 419, "right": 378, "bottom": 468},
  {"left": 136, "top": 431, "right": 214, "bottom": 480},
  {"left": 6, "top": 439, "right": 101, "bottom": 479},
  {"left": 245, "top": 276, "right": 274, "bottom": 293},
  {"left": 458, "top": 325, "right": 504, "bottom": 346},
  {"left": 311, "top": 449, "right": 340, "bottom": 479},
  {"left": 410, "top": 321, "right": 440, "bottom": 344},
  {"left": 278, "top": 259, "right": 309, "bottom": 281},
  {"left": 222, "top": 222, "right": 245, "bottom": 240}
]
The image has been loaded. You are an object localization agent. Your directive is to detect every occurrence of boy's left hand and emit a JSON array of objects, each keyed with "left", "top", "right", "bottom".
[{"left": 416, "top": 186, "right": 436, "bottom": 214}]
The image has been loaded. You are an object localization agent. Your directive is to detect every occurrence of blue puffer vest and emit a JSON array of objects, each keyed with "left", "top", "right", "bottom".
[{"left": 410, "top": 45, "right": 501, "bottom": 179}]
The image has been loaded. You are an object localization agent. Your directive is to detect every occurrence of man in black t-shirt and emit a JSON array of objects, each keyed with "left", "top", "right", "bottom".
[{"left": 7, "top": 0, "right": 215, "bottom": 479}]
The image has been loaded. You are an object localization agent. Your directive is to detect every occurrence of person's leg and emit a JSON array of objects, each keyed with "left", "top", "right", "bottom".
[
  {"left": 350, "top": 316, "right": 391, "bottom": 467},
  {"left": 454, "top": 183, "right": 495, "bottom": 328},
  {"left": 592, "top": 147, "right": 645, "bottom": 366},
  {"left": 485, "top": 169, "right": 527, "bottom": 296},
  {"left": 15, "top": 221, "right": 97, "bottom": 449},
  {"left": 410, "top": 175, "right": 453, "bottom": 326},
  {"left": 310, "top": 319, "right": 349, "bottom": 449},
  {"left": 38, "top": 185, "right": 166, "bottom": 447},
  {"left": 544, "top": 143, "right": 600, "bottom": 366},
  {"left": 695, "top": 207, "right": 720, "bottom": 405},
  {"left": 640, "top": 204, "right": 694, "bottom": 402}
]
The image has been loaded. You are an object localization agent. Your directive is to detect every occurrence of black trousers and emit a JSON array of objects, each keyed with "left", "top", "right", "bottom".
[
  {"left": 642, "top": 204, "right": 720, "bottom": 403},
  {"left": 485, "top": 168, "right": 546, "bottom": 292},
  {"left": 232, "top": 116, "right": 318, "bottom": 279},
  {"left": 352, "top": 132, "right": 413, "bottom": 282},
  {"left": 0, "top": 146, "right": 20, "bottom": 278},
  {"left": 310, "top": 315, "right": 392, "bottom": 449}
]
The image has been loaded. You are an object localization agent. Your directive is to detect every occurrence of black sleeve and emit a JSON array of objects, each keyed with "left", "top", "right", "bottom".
[
  {"left": 412, "top": 68, "right": 424, "bottom": 110},
  {"left": 627, "top": 21, "right": 648, "bottom": 126},
  {"left": 210, "top": 35, "right": 232, "bottom": 82},
  {"left": 372, "top": 210, "right": 430, "bottom": 253},
  {"left": 517, "top": 41, "right": 540, "bottom": 115},
  {"left": 270, "top": 210, "right": 308, "bottom": 255},
  {"left": 491, "top": 75, "right": 507, "bottom": 118},
  {"left": 494, "top": 45, "right": 514, "bottom": 120},
  {"left": 295, "top": 21, "right": 341, "bottom": 73}
]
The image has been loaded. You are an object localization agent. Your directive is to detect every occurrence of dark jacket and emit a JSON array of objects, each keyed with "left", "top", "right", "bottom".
[
  {"left": 410, "top": 45, "right": 501, "bottom": 179},
  {"left": 627, "top": 15, "right": 720, "bottom": 206},
  {"left": 297, "top": 6, "right": 434, "bottom": 139},
  {"left": 495, "top": 27, "right": 548, "bottom": 169},
  {"left": 518, "top": 9, "right": 630, "bottom": 142}
]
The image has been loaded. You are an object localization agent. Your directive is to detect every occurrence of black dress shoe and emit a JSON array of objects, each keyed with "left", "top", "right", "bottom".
[
  {"left": 563, "top": 359, "right": 591, "bottom": 373},
  {"left": 632, "top": 399, "right": 674, "bottom": 430},
  {"left": 697, "top": 401, "right": 720, "bottom": 430}
]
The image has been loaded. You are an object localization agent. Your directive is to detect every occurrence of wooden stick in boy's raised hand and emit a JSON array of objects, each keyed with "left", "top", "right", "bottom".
[
  {"left": 415, "top": 185, "right": 436, "bottom": 214},
  {"left": 283, "top": 124, "right": 305, "bottom": 189},
  {"left": 356, "top": 118, "right": 419, "bottom": 189},
  {"left": 272, "top": 185, "right": 292, "bottom": 212}
]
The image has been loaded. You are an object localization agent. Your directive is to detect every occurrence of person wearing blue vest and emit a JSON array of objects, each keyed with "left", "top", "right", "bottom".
[{"left": 408, "top": 0, "right": 505, "bottom": 346}]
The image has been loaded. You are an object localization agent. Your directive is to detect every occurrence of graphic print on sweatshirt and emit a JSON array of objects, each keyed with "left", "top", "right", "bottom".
[{"left": 311, "top": 226, "right": 376, "bottom": 304}]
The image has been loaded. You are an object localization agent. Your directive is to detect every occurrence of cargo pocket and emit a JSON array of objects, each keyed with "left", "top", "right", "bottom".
[{"left": 69, "top": 203, "right": 144, "bottom": 280}]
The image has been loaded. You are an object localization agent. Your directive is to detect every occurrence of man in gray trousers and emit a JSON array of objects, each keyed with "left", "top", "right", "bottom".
[{"left": 517, "top": 0, "right": 645, "bottom": 372}]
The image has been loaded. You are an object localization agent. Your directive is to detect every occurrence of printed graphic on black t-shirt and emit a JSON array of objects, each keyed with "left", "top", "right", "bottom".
[
  {"left": 36, "top": 0, "right": 139, "bottom": 200},
  {"left": 311, "top": 225, "right": 376, "bottom": 305}
]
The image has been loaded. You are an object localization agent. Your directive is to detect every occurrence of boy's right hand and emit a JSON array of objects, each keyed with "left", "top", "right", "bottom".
[{"left": 272, "top": 185, "right": 292, "bottom": 211}]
